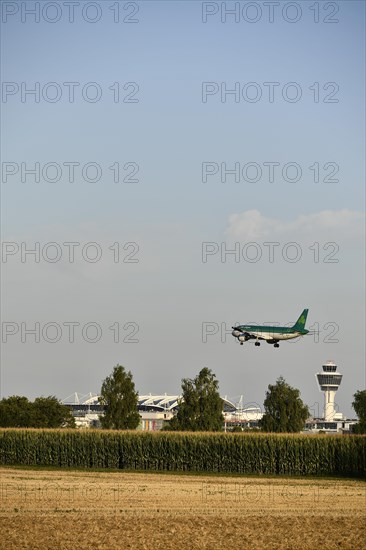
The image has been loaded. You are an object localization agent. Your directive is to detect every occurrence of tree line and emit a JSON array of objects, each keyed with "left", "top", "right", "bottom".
[
  {"left": 0, "top": 395, "right": 75, "bottom": 428},
  {"left": 99, "top": 365, "right": 366, "bottom": 433},
  {"left": 1, "top": 365, "right": 365, "bottom": 433}
]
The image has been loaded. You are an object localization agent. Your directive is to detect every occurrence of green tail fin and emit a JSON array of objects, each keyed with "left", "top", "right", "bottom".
[{"left": 293, "top": 309, "right": 309, "bottom": 330}]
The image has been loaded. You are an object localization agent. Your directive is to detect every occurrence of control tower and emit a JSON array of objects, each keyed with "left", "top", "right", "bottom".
[{"left": 316, "top": 360, "right": 343, "bottom": 421}]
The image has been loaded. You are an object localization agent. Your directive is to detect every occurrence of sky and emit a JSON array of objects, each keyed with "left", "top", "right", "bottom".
[{"left": 1, "top": 0, "right": 365, "bottom": 418}]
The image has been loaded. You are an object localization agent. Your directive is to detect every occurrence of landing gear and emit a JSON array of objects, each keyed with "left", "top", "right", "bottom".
[
  {"left": 255, "top": 341, "right": 260, "bottom": 347},
  {"left": 274, "top": 343, "right": 280, "bottom": 348}
]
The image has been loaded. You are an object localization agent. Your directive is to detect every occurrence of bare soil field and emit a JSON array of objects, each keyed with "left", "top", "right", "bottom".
[{"left": 0, "top": 468, "right": 365, "bottom": 549}]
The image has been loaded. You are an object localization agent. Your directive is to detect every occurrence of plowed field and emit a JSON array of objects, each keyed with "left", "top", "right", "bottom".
[{"left": 0, "top": 468, "right": 365, "bottom": 549}]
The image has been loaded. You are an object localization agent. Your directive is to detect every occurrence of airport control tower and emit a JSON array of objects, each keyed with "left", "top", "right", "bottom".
[{"left": 316, "top": 360, "right": 343, "bottom": 421}]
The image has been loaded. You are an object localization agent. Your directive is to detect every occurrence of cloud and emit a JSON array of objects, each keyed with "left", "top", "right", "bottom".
[{"left": 226, "top": 209, "right": 365, "bottom": 242}]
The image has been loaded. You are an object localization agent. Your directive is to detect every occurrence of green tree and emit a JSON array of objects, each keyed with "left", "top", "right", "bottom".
[
  {"left": 260, "top": 376, "right": 309, "bottom": 433},
  {"left": 169, "top": 367, "right": 224, "bottom": 431},
  {"left": 0, "top": 395, "right": 75, "bottom": 428},
  {"left": 0, "top": 396, "right": 33, "bottom": 427},
  {"left": 352, "top": 390, "right": 366, "bottom": 434},
  {"left": 100, "top": 365, "right": 140, "bottom": 429},
  {"left": 32, "top": 396, "right": 75, "bottom": 428}
]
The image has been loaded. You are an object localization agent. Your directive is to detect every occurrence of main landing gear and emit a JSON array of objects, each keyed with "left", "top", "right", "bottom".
[
  {"left": 274, "top": 343, "right": 280, "bottom": 348},
  {"left": 255, "top": 341, "right": 261, "bottom": 346}
]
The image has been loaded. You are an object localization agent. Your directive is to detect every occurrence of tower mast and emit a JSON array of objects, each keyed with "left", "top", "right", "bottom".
[{"left": 316, "top": 360, "right": 343, "bottom": 421}]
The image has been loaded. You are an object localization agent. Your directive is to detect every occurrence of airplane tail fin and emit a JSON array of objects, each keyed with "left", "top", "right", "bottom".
[{"left": 292, "top": 309, "right": 309, "bottom": 331}]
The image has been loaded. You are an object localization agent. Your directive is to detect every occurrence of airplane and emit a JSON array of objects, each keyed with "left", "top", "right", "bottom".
[{"left": 231, "top": 309, "right": 309, "bottom": 348}]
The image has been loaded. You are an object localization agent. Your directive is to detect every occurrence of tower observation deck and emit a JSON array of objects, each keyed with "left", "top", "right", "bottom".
[{"left": 316, "top": 360, "right": 343, "bottom": 421}]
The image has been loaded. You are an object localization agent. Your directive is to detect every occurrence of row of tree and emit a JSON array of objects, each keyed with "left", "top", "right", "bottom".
[
  {"left": 1, "top": 365, "right": 365, "bottom": 433},
  {"left": 0, "top": 395, "right": 75, "bottom": 428},
  {"left": 100, "top": 365, "right": 366, "bottom": 433}
]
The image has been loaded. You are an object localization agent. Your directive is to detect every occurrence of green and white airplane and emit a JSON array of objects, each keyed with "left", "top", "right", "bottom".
[{"left": 232, "top": 309, "right": 309, "bottom": 348}]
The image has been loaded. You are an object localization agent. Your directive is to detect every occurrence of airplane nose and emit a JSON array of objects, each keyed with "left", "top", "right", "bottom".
[{"left": 232, "top": 329, "right": 241, "bottom": 337}]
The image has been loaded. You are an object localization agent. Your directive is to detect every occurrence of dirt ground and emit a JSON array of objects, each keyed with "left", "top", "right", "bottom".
[{"left": 0, "top": 468, "right": 365, "bottom": 549}]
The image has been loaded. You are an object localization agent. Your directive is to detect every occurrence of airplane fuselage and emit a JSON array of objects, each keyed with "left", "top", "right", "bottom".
[
  {"left": 234, "top": 325, "right": 308, "bottom": 340},
  {"left": 231, "top": 310, "right": 310, "bottom": 347}
]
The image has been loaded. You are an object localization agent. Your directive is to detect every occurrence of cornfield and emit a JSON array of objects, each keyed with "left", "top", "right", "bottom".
[{"left": 0, "top": 429, "right": 365, "bottom": 477}]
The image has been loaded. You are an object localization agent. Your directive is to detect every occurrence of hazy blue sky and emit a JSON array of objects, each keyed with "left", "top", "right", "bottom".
[{"left": 1, "top": 0, "right": 365, "bottom": 418}]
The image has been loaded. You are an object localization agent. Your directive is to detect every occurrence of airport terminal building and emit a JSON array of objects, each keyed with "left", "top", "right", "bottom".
[{"left": 63, "top": 393, "right": 263, "bottom": 430}]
